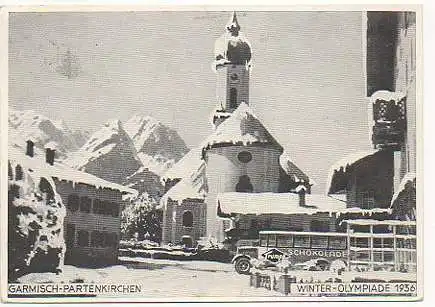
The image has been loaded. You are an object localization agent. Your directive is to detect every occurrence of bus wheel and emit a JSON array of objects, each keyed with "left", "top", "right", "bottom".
[{"left": 235, "top": 258, "right": 251, "bottom": 275}]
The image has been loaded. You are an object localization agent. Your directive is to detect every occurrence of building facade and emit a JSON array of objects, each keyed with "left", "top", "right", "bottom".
[{"left": 327, "top": 12, "right": 416, "bottom": 217}]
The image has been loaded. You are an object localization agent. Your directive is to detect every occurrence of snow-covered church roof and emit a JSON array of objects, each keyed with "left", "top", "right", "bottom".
[
  {"left": 8, "top": 134, "right": 137, "bottom": 196},
  {"left": 202, "top": 102, "right": 282, "bottom": 151},
  {"left": 214, "top": 12, "right": 252, "bottom": 70}
]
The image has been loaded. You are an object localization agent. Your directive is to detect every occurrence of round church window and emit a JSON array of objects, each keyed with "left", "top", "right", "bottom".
[{"left": 237, "top": 151, "right": 252, "bottom": 163}]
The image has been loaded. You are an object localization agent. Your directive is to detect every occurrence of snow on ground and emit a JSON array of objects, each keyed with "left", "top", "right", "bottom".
[{"left": 18, "top": 258, "right": 276, "bottom": 297}]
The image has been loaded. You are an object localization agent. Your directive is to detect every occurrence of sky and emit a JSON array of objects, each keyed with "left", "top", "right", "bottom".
[{"left": 8, "top": 11, "right": 373, "bottom": 193}]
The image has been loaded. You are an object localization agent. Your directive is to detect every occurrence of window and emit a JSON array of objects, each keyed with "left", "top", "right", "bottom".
[
  {"left": 182, "top": 211, "right": 193, "bottom": 227},
  {"left": 93, "top": 199, "right": 106, "bottom": 215},
  {"left": 67, "top": 194, "right": 79, "bottom": 212},
  {"left": 311, "top": 236, "right": 328, "bottom": 249},
  {"left": 294, "top": 235, "right": 310, "bottom": 248},
  {"left": 277, "top": 235, "right": 293, "bottom": 247},
  {"left": 358, "top": 191, "right": 375, "bottom": 209},
  {"left": 110, "top": 202, "right": 119, "bottom": 217},
  {"left": 91, "top": 231, "right": 105, "bottom": 247},
  {"left": 15, "top": 165, "right": 23, "bottom": 181},
  {"left": 259, "top": 234, "right": 268, "bottom": 247},
  {"left": 237, "top": 151, "right": 252, "bottom": 163},
  {"left": 268, "top": 234, "right": 277, "bottom": 247},
  {"left": 230, "top": 88, "right": 237, "bottom": 108},
  {"left": 310, "top": 220, "right": 329, "bottom": 232},
  {"left": 66, "top": 224, "right": 75, "bottom": 248},
  {"left": 80, "top": 196, "right": 91, "bottom": 213},
  {"left": 328, "top": 237, "right": 347, "bottom": 250},
  {"left": 235, "top": 175, "right": 253, "bottom": 193},
  {"left": 77, "top": 230, "right": 89, "bottom": 247}
]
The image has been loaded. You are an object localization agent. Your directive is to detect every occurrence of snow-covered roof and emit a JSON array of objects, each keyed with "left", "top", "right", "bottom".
[
  {"left": 390, "top": 172, "right": 416, "bottom": 207},
  {"left": 158, "top": 162, "right": 207, "bottom": 209},
  {"left": 9, "top": 144, "right": 137, "bottom": 196},
  {"left": 370, "top": 90, "right": 406, "bottom": 103},
  {"left": 202, "top": 102, "right": 282, "bottom": 151},
  {"left": 325, "top": 149, "right": 380, "bottom": 194},
  {"left": 161, "top": 147, "right": 205, "bottom": 181},
  {"left": 217, "top": 192, "right": 347, "bottom": 215},
  {"left": 279, "top": 151, "right": 312, "bottom": 185}
]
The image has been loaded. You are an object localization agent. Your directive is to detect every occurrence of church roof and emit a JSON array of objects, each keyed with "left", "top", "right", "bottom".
[
  {"left": 202, "top": 102, "right": 282, "bottom": 152},
  {"left": 162, "top": 103, "right": 311, "bottom": 188}
]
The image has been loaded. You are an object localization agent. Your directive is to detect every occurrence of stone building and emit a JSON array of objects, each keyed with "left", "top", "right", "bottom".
[{"left": 159, "top": 12, "right": 312, "bottom": 245}]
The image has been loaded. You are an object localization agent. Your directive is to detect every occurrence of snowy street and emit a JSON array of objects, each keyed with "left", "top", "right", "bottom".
[{"left": 18, "top": 257, "right": 277, "bottom": 298}]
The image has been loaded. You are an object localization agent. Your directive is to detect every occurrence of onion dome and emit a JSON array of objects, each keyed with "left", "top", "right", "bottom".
[{"left": 214, "top": 12, "right": 252, "bottom": 69}]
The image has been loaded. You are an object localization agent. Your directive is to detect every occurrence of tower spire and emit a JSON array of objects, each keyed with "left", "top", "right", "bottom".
[{"left": 226, "top": 11, "right": 241, "bottom": 36}]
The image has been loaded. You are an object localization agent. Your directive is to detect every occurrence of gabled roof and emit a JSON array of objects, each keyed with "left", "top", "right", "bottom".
[{"left": 9, "top": 142, "right": 138, "bottom": 196}]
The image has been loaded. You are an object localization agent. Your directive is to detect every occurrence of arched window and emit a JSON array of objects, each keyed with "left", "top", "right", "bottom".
[
  {"left": 230, "top": 88, "right": 238, "bottom": 109},
  {"left": 236, "top": 175, "right": 253, "bottom": 193},
  {"left": 182, "top": 211, "right": 193, "bottom": 227},
  {"left": 15, "top": 165, "right": 23, "bottom": 181}
]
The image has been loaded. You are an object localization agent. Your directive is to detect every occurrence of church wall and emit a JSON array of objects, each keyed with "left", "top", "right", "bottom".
[
  {"left": 161, "top": 199, "right": 207, "bottom": 245},
  {"left": 205, "top": 144, "right": 282, "bottom": 239}
]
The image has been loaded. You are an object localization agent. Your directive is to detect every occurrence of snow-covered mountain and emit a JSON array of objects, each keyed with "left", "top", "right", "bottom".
[
  {"left": 124, "top": 115, "right": 189, "bottom": 176},
  {"left": 9, "top": 109, "right": 189, "bottom": 200},
  {"left": 8, "top": 108, "right": 89, "bottom": 158},
  {"left": 66, "top": 119, "right": 143, "bottom": 185}
]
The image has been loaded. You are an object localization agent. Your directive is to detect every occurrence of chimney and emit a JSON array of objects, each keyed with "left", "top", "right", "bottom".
[
  {"left": 296, "top": 185, "right": 307, "bottom": 207},
  {"left": 26, "top": 140, "right": 34, "bottom": 157},
  {"left": 45, "top": 148, "right": 55, "bottom": 166}
]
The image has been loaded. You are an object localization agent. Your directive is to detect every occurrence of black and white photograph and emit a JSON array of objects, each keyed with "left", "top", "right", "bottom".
[{"left": 2, "top": 7, "right": 421, "bottom": 302}]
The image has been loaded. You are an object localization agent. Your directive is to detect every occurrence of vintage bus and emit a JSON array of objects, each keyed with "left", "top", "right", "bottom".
[{"left": 232, "top": 230, "right": 348, "bottom": 274}]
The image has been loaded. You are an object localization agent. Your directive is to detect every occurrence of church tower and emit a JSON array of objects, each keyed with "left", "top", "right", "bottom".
[{"left": 212, "top": 12, "right": 252, "bottom": 127}]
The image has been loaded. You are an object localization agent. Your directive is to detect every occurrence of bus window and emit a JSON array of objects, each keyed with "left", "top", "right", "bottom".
[
  {"left": 294, "top": 235, "right": 310, "bottom": 248},
  {"left": 311, "top": 236, "right": 328, "bottom": 249},
  {"left": 328, "top": 237, "right": 347, "bottom": 250},
  {"left": 351, "top": 237, "right": 369, "bottom": 248},
  {"left": 277, "top": 234, "right": 293, "bottom": 247},
  {"left": 259, "top": 234, "right": 268, "bottom": 247},
  {"left": 268, "top": 234, "right": 277, "bottom": 247}
]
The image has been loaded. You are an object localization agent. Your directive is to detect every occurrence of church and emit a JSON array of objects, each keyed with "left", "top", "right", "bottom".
[{"left": 159, "top": 12, "right": 313, "bottom": 245}]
